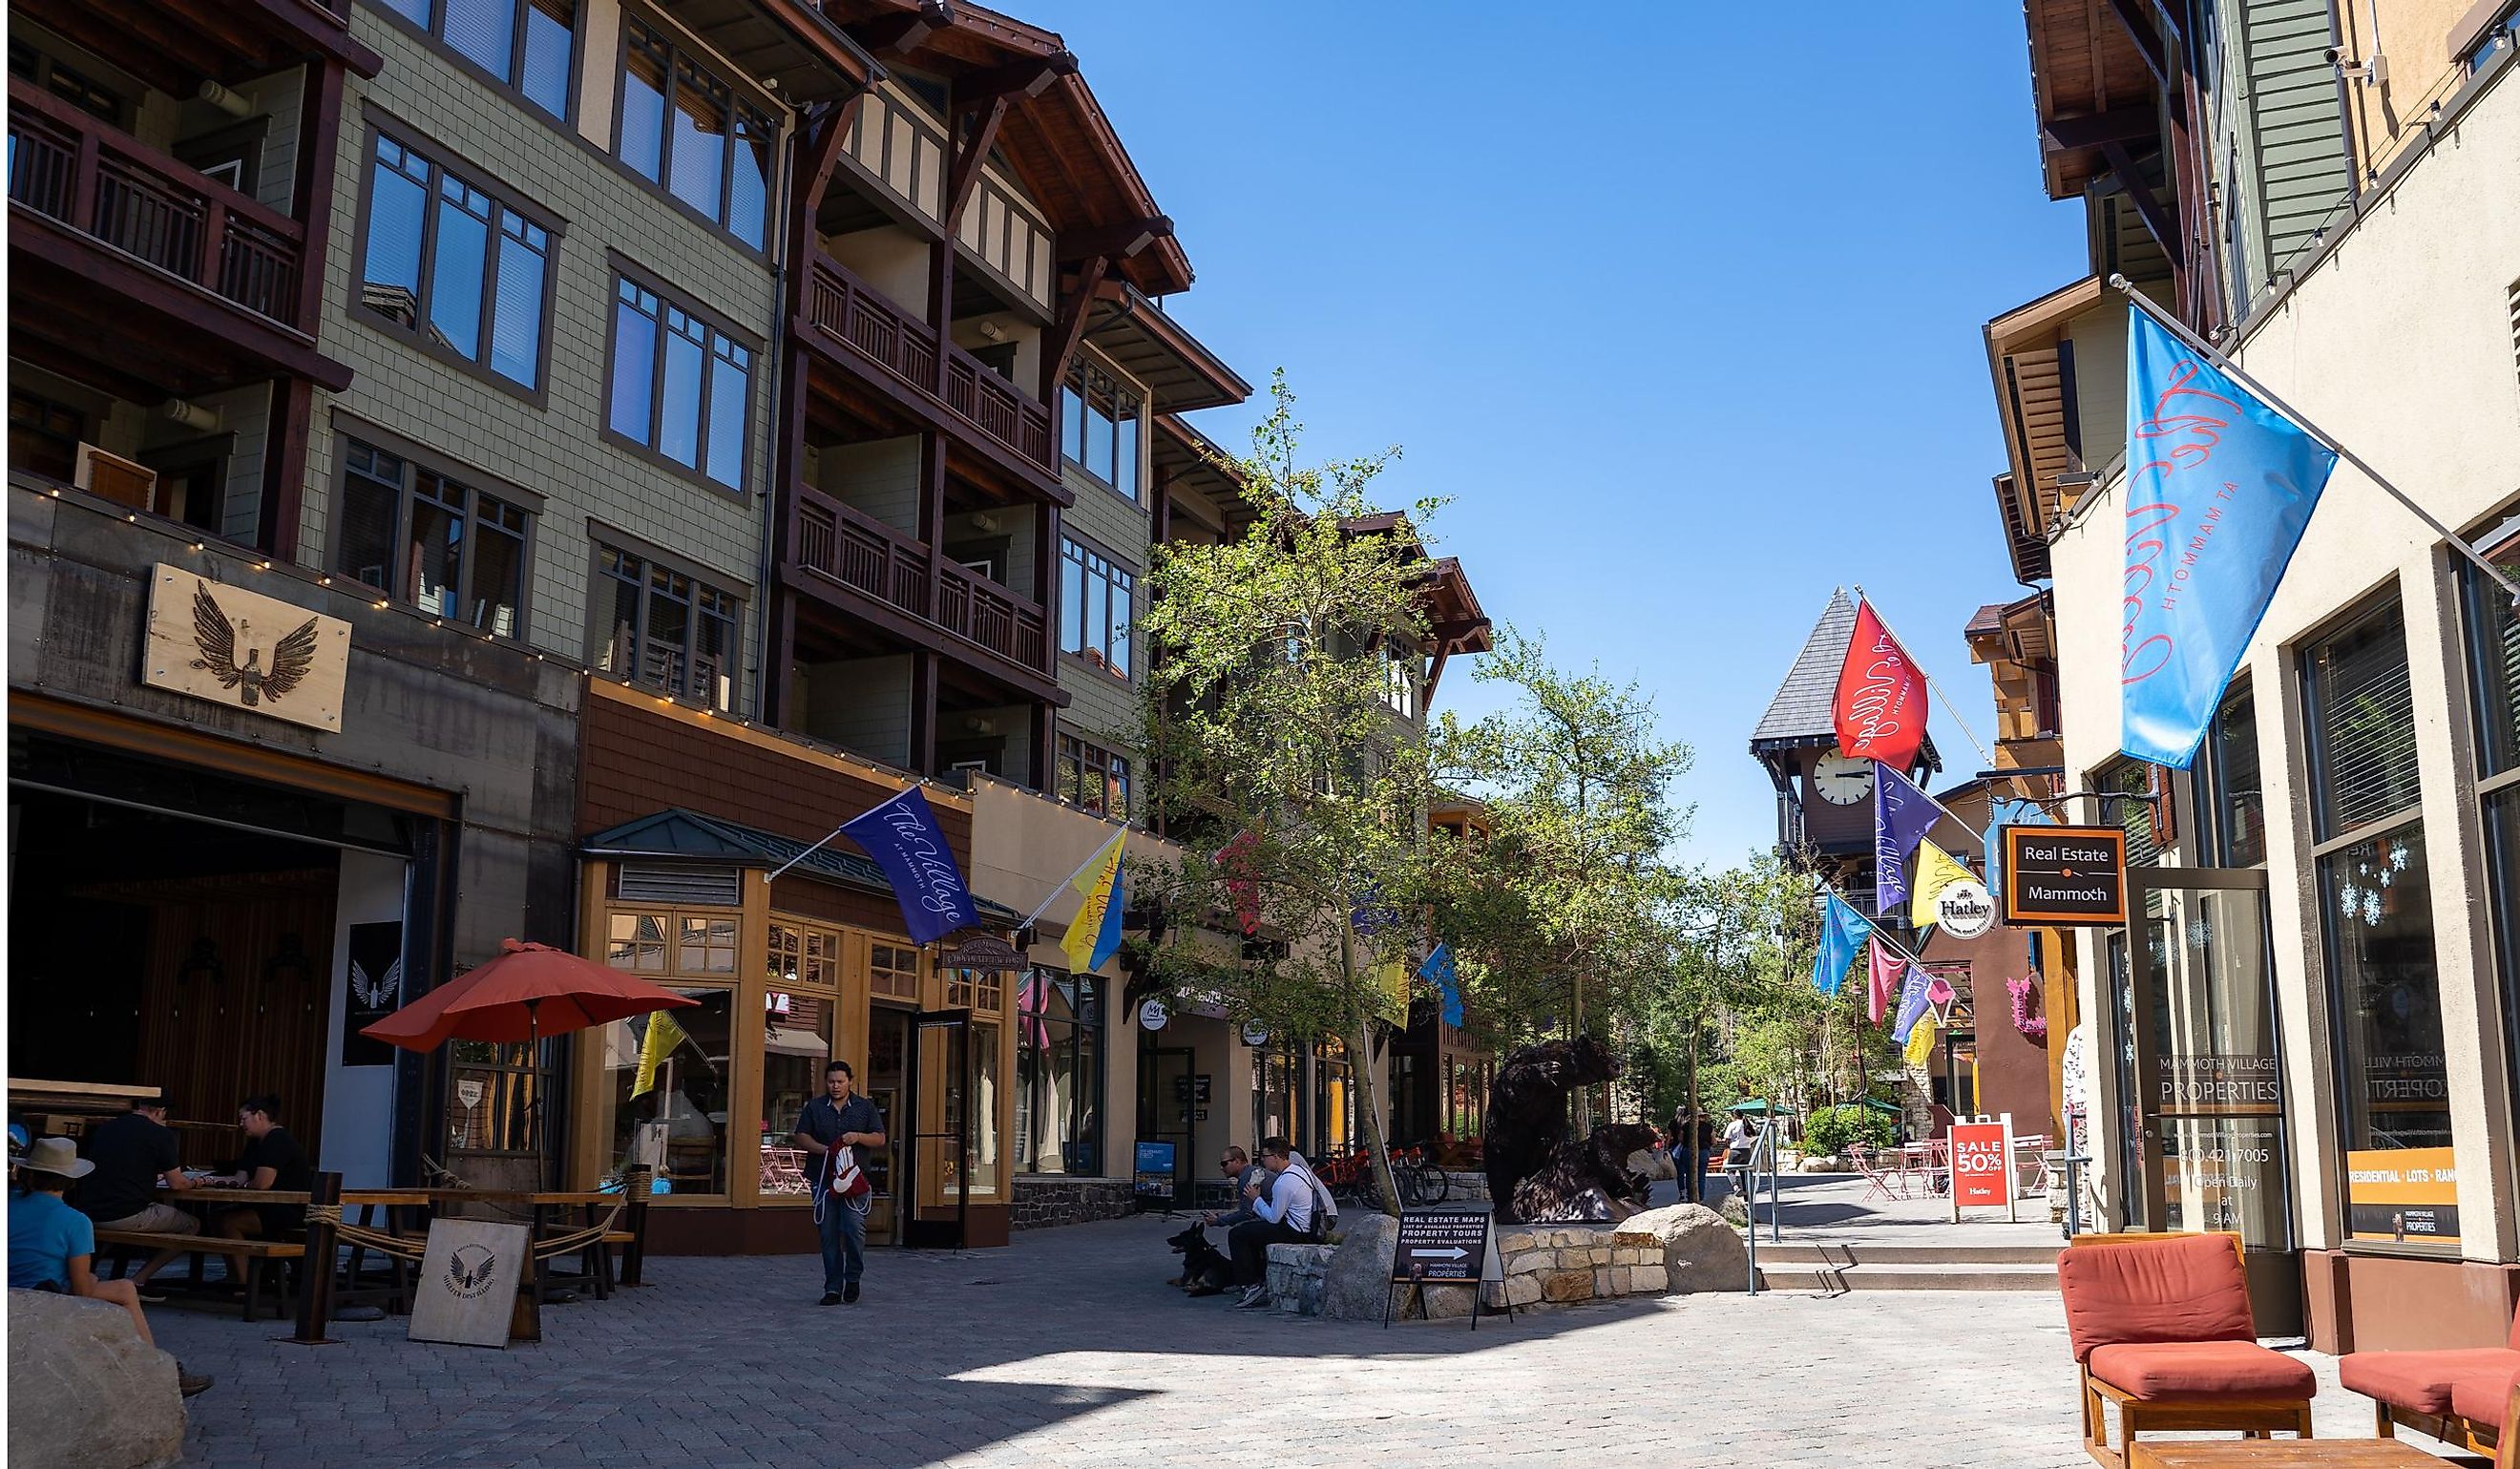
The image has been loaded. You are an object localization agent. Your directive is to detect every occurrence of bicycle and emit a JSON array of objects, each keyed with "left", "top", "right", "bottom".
[{"left": 1391, "top": 1143, "right": 1450, "bottom": 1207}]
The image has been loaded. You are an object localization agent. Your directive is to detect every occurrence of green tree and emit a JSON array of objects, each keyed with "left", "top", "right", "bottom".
[{"left": 1128, "top": 375, "right": 1442, "bottom": 1214}]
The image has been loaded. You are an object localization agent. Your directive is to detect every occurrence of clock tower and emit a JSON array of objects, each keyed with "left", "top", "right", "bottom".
[{"left": 1749, "top": 590, "right": 1941, "bottom": 907}]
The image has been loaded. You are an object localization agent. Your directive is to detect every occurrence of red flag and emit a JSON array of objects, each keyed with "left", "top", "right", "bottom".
[
  {"left": 1868, "top": 938, "right": 1906, "bottom": 1024},
  {"left": 1833, "top": 598, "right": 1927, "bottom": 769}
]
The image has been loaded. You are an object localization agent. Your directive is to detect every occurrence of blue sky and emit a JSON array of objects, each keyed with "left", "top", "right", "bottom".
[{"left": 1024, "top": 3, "right": 2086, "bottom": 870}]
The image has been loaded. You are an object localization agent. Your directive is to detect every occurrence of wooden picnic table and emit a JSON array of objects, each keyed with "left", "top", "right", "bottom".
[{"left": 155, "top": 1186, "right": 311, "bottom": 1207}]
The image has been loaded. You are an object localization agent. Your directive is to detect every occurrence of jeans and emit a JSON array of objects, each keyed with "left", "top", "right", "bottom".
[
  {"left": 1228, "top": 1218, "right": 1303, "bottom": 1287},
  {"left": 1673, "top": 1148, "right": 1700, "bottom": 1202},
  {"left": 815, "top": 1197, "right": 867, "bottom": 1295}
]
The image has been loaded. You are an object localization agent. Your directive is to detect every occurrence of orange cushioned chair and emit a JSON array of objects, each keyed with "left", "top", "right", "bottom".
[
  {"left": 2340, "top": 1300, "right": 2520, "bottom": 1457},
  {"left": 2057, "top": 1232, "right": 2316, "bottom": 1469}
]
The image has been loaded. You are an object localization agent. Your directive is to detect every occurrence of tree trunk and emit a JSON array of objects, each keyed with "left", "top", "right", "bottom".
[{"left": 1341, "top": 928, "right": 1403, "bottom": 1216}]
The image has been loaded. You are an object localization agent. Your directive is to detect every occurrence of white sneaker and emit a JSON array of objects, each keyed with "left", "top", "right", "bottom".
[{"left": 1236, "top": 1285, "right": 1270, "bottom": 1309}]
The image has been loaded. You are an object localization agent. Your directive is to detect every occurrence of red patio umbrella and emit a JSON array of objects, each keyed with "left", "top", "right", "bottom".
[{"left": 360, "top": 938, "right": 697, "bottom": 1051}]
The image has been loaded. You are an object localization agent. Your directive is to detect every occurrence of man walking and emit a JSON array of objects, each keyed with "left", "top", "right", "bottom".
[
  {"left": 1228, "top": 1137, "right": 1316, "bottom": 1309},
  {"left": 1670, "top": 1105, "right": 1698, "bottom": 1205},
  {"left": 77, "top": 1095, "right": 200, "bottom": 1290},
  {"left": 792, "top": 1060, "right": 886, "bottom": 1306}
]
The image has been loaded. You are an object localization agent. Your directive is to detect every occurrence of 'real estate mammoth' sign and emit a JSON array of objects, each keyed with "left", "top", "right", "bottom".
[
  {"left": 142, "top": 565, "right": 350, "bottom": 732},
  {"left": 1999, "top": 826, "right": 2129, "bottom": 927}
]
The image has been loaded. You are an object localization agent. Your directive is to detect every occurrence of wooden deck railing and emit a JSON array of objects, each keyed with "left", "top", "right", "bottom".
[
  {"left": 804, "top": 252, "right": 1055, "bottom": 473},
  {"left": 8, "top": 77, "right": 306, "bottom": 329},
  {"left": 795, "top": 486, "right": 1048, "bottom": 670}
]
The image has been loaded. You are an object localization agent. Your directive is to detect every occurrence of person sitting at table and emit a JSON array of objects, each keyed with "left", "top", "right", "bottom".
[
  {"left": 10, "top": 1137, "right": 212, "bottom": 1396},
  {"left": 76, "top": 1095, "right": 200, "bottom": 1290},
  {"left": 204, "top": 1095, "right": 311, "bottom": 1241}
]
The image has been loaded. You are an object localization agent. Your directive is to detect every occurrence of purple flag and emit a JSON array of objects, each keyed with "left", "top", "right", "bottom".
[
  {"left": 840, "top": 787, "right": 980, "bottom": 944},
  {"left": 1873, "top": 761, "right": 1942, "bottom": 916},
  {"left": 1891, "top": 964, "right": 1935, "bottom": 1044}
]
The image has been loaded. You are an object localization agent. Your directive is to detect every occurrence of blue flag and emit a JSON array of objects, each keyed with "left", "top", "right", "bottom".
[
  {"left": 2120, "top": 306, "right": 2336, "bottom": 767},
  {"left": 1418, "top": 943, "right": 1463, "bottom": 1028},
  {"left": 1891, "top": 964, "right": 1934, "bottom": 1044},
  {"left": 1984, "top": 797, "right": 2054, "bottom": 902},
  {"left": 1873, "top": 761, "right": 1942, "bottom": 917},
  {"left": 1811, "top": 894, "right": 1873, "bottom": 997},
  {"left": 840, "top": 787, "right": 980, "bottom": 944}
]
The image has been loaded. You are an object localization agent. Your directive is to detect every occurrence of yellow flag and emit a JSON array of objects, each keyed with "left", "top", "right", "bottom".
[
  {"left": 1372, "top": 957, "right": 1410, "bottom": 1021},
  {"left": 631, "top": 1009, "right": 689, "bottom": 1099},
  {"left": 1909, "top": 841, "right": 1977, "bottom": 931},
  {"left": 1903, "top": 1011, "right": 1942, "bottom": 1070},
  {"left": 1060, "top": 831, "right": 1125, "bottom": 972}
]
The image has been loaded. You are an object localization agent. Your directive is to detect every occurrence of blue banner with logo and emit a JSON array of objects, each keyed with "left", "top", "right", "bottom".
[
  {"left": 1812, "top": 893, "right": 1874, "bottom": 997},
  {"left": 2120, "top": 306, "right": 2336, "bottom": 767},
  {"left": 840, "top": 787, "right": 980, "bottom": 944}
]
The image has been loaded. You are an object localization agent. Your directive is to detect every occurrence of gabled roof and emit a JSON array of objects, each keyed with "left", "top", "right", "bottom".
[
  {"left": 1085, "top": 287, "right": 1249, "bottom": 413},
  {"left": 582, "top": 808, "right": 1022, "bottom": 923},
  {"left": 1749, "top": 591, "right": 1942, "bottom": 773}
]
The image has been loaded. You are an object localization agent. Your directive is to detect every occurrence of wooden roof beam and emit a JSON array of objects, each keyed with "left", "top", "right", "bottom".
[
  {"left": 943, "top": 94, "right": 1008, "bottom": 231},
  {"left": 2042, "top": 106, "right": 2157, "bottom": 153},
  {"left": 2103, "top": 0, "right": 2173, "bottom": 88},
  {"left": 851, "top": 0, "right": 951, "bottom": 55},
  {"left": 2101, "top": 143, "right": 2179, "bottom": 259},
  {"left": 1040, "top": 255, "right": 1110, "bottom": 402},
  {"left": 1057, "top": 216, "right": 1173, "bottom": 264},
  {"left": 953, "top": 51, "right": 1077, "bottom": 110}
]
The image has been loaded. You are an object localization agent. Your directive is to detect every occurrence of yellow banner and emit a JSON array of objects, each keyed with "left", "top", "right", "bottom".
[
  {"left": 631, "top": 1010, "right": 688, "bottom": 1099},
  {"left": 1903, "top": 1012, "right": 1941, "bottom": 1070},
  {"left": 1060, "top": 832, "right": 1125, "bottom": 972},
  {"left": 1910, "top": 842, "right": 1977, "bottom": 931}
]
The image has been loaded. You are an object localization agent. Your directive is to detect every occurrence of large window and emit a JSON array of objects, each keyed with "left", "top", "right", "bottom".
[
  {"left": 377, "top": 0, "right": 576, "bottom": 119},
  {"left": 1060, "top": 363, "right": 1142, "bottom": 501},
  {"left": 1055, "top": 731, "right": 1129, "bottom": 818},
  {"left": 2306, "top": 597, "right": 2455, "bottom": 1248},
  {"left": 1059, "top": 537, "right": 1133, "bottom": 679},
  {"left": 606, "top": 272, "right": 753, "bottom": 493},
  {"left": 358, "top": 131, "right": 553, "bottom": 393},
  {"left": 593, "top": 540, "right": 742, "bottom": 709},
  {"left": 2461, "top": 523, "right": 2520, "bottom": 1143},
  {"left": 759, "top": 955, "right": 834, "bottom": 1201},
  {"left": 1015, "top": 969, "right": 1103, "bottom": 1177},
  {"left": 2196, "top": 683, "right": 2266, "bottom": 867},
  {"left": 616, "top": 16, "right": 771, "bottom": 249},
  {"left": 335, "top": 436, "right": 533, "bottom": 637}
]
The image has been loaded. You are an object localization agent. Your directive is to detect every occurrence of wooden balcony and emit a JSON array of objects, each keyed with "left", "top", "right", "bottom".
[
  {"left": 803, "top": 252, "right": 1055, "bottom": 478},
  {"left": 793, "top": 486, "right": 1049, "bottom": 677},
  {"left": 9, "top": 78, "right": 306, "bottom": 330}
]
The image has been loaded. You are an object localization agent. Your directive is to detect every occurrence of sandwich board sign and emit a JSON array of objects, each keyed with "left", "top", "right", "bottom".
[
  {"left": 1385, "top": 1207, "right": 1507, "bottom": 1330},
  {"left": 1948, "top": 1118, "right": 2017, "bottom": 1222},
  {"left": 409, "top": 1218, "right": 532, "bottom": 1348},
  {"left": 1132, "top": 1140, "right": 1177, "bottom": 1213}
]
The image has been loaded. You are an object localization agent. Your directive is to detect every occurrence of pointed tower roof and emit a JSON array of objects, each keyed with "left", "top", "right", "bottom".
[{"left": 1749, "top": 591, "right": 1942, "bottom": 772}]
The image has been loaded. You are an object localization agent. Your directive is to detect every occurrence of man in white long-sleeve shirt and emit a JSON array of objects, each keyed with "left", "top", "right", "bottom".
[{"left": 1228, "top": 1137, "right": 1314, "bottom": 1308}]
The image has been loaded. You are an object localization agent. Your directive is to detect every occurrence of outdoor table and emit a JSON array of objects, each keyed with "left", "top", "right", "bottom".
[
  {"left": 156, "top": 1186, "right": 312, "bottom": 1207},
  {"left": 2127, "top": 1441, "right": 2444, "bottom": 1467}
]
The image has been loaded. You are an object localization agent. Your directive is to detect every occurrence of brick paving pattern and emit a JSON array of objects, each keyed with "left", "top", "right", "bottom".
[{"left": 154, "top": 1213, "right": 2453, "bottom": 1469}]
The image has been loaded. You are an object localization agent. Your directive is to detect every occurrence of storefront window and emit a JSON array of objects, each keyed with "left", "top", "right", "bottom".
[
  {"left": 2199, "top": 684, "right": 2266, "bottom": 867},
  {"left": 2306, "top": 598, "right": 2456, "bottom": 1249},
  {"left": 944, "top": 966, "right": 1003, "bottom": 1014},
  {"left": 1312, "top": 1037, "right": 1352, "bottom": 1161},
  {"left": 758, "top": 990, "right": 832, "bottom": 1197},
  {"left": 2147, "top": 885, "right": 2291, "bottom": 1249},
  {"left": 971, "top": 1021, "right": 999, "bottom": 1194},
  {"left": 677, "top": 915, "right": 736, "bottom": 974},
  {"left": 607, "top": 912, "right": 666, "bottom": 971},
  {"left": 1015, "top": 970, "right": 1103, "bottom": 1177},
  {"left": 871, "top": 942, "right": 920, "bottom": 1001},
  {"left": 596, "top": 988, "right": 735, "bottom": 1196},
  {"left": 2461, "top": 526, "right": 2520, "bottom": 1129},
  {"left": 1252, "top": 1047, "right": 1293, "bottom": 1143}
]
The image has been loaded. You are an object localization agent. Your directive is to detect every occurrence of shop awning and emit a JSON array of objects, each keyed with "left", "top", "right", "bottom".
[{"left": 581, "top": 808, "right": 1023, "bottom": 925}]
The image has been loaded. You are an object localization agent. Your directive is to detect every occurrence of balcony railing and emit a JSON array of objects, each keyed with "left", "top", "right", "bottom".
[
  {"left": 794, "top": 487, "right": 1048, "bottom": 672},
  {"left": 804, "top": 252, "right": 1054, "bottom": 474},
  {"left": 8, "top": 78, "right": 306, "bottom": 330}
]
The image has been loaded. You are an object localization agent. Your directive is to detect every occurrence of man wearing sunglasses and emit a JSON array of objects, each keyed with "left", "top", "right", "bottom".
[{"left": 1200, "top": 1146, "right": 1265, "bottom": 1229}]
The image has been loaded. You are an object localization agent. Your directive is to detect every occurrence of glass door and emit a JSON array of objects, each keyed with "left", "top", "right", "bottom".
[
  {"left": 903, "top": 1009, "right": 972, "bottom": 1249},
  {"left": 1136, "top": 1042, "right": 1196, "bottom": 1199},
  {"left": 863, "top": 1004, "right": 911, "bottom": 1245},
  {"left": 2125, "top": 868, "right": 2300, "bottom": 1333}
]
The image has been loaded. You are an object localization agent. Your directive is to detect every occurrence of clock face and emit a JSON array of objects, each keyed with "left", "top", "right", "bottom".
[{"left": 1813, "top": 750, "right": 1874, "bottom": 806}]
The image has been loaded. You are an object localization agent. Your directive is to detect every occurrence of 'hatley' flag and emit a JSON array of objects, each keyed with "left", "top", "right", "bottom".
[
  {"left": 1834, "top": 598, "right": 1928, "bottom": 771},
  {"left": 840, "top": 787, "right": 980, "bottom": 944},
  {"left": 2120, "top": 304, "right": 2337, "bottom": 767},
  {"left": 1908, "top": 842, "right": 1977, "bottom": 934},
  {"left": 1418, "top": 943, "right": 1464, "bottom": 1029},
  {"left": 1812, "top": 893, "right": 1874, "bottom": 997},
  {"left": 1873, "top": 761, "right": 1942, "bottom": 916}
]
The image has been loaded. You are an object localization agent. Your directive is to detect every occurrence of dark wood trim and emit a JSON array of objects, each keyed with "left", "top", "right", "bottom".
[
  {"left": 910, "top": 649, "right": 938, "bottom": 775},
  {"left": 260, "top": 375, "right": 312, "bottom": 559},
  {"left": 585, "top": 518, "right": 753, "bottom": 597},
  {"left": 2042, "top": 106, "right": 2159, "bottom": 153},
  {"left": 782, "top": 565, "right": 1066, "bottom": 705},
  {"left": 293, "top": 59, "right": 346, "bottom": 330},
  {"left": 799, "top": 94, "right": 868, "bottom": 221},
  {"left": 601, "top": 248, "right": 765, "bottom": 351},
  {"left": 1040, "top": 256, "right": 1109, "bottom": 404},
  {"left": 953, "top": 53, "right": 1077, "bottom": 111},
  {"left": 7, "top": 691, "right": 457, "bottom": 818},
  {"left": 2101, "top": 0, "right": 2173, "bottom": 88},
  {"left": 794, "top": 311, "right": 1068, "bottom": 505},
  {"left": 850, "top": 2, "right": 950, "bottom": 54},
  {"left": 2101, "top": 142, "right": 2180, "bottom": 263},
  {"left": 1055, "top": 217, "right": 1172, "bottom": 264},
  {"left": 944, "top": 95, "right": 1010, "bottom": 233}
]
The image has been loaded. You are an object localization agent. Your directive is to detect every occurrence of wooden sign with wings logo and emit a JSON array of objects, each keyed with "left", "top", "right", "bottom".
[{"left": 143, "top": 565, "right": 349, "bottom": 732}]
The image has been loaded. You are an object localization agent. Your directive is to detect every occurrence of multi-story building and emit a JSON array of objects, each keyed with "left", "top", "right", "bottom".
[{"left": 1985, "top": 0, "right": 2519, "bottom": 1351}]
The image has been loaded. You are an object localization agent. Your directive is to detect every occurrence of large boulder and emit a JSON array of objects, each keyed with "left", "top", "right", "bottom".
[
  {"left": 9, "top": 1289, "right": 184, "bottom": 1469},
  {"left": 1612, "top": 1203, "right": 1751, "bottom": 1294},
  {"left": 1318, "top": 1211, "right": 1401, "bottom": 1321}
]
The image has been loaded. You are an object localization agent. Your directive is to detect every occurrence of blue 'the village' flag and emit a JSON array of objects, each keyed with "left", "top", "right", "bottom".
[
  {"left": 840, "top": 787, "right": 979, "bottom": 944},
  {"left": 1418, "top": 943, "right": 1463, "bottom": 1028},
  {"left": 1812, "top": 893, "right": 1873, "bottom": 997},
  {"left": 1873, "top": 761, "right": 1942, "bottom": 917},
  {"left": 1984, "top": 797, "right": 2054, "bottom": 902},
  {"left": 2120, "top": 305, "right": 2337, "bottom": 767}
]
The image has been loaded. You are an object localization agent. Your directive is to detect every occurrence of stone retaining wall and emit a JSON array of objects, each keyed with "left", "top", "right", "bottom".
[
  {"left": 1262, "top": 1204, "right": 1744, "bottom": 1319},
  {"left": 1266, "top": 1242, "right": 1337, "bottom": 1314},
  {"left": 1486, "top": 1225, "right": 1666, "bottom": 1308},
  {"left": 1010, "top": 1176, "right": 1135, "bottom": 1230}
]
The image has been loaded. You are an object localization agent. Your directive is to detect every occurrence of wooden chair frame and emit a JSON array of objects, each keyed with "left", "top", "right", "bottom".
[
  {"left": 2374, "top": 1398, "right": 2505, "bottom": 1459},
  {"left": 2064, "top": 1231, "right": 2314, "bottom": 1469}
]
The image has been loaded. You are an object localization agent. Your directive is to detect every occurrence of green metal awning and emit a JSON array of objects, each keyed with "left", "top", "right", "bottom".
[{"left": 581, "top": 808, "right": 1022, "bottom": 926}]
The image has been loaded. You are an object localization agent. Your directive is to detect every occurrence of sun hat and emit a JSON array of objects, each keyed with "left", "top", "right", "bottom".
[{"left": 18, "top": 1136, "right": 94, "bottom": 1181}]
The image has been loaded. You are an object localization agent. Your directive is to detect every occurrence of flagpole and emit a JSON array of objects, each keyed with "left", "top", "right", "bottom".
[
  {"left": 1850, "top": 585, "right": 1998, "bottom": 768},
  {"left": 1021, "top": 827, "right": 1125, "bottom": 930},
  {"left": 771, "top": 789, "right": 914, "bottom": 884},
  {"left": 2110, "top": 274, "right": 2520, "bottom": 607}
]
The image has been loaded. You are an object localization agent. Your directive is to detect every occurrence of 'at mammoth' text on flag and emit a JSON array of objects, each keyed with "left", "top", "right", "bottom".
[{"left": 2119, "top": 305, "right": 2336, "bottom": 767}]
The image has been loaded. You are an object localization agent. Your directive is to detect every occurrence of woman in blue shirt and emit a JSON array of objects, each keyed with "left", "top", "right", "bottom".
[{"left": 9, "top": 1137, "right": 213, "bottom": 1395}]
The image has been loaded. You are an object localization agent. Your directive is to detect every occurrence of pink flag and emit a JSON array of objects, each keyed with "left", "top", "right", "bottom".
[{"left": 1868, "top": 939, "right": 1906, "bottom": 1024}]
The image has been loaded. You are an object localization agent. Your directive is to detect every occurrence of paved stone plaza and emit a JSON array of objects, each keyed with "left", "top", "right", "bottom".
[{"left": 151, "top": 1204, "right": 2464, "bottom": 1469}]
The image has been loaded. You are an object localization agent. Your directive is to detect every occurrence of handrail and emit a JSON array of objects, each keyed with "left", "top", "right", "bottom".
[
  {"left": 1742, "top": 1121, "right": 1779, "bottom": 1294},
  {"left": 793, "top": 483, "right": 1049, "bottom": 670},
  {"left": 804, "top": 250, "right": 1055, "bottom": 472}
]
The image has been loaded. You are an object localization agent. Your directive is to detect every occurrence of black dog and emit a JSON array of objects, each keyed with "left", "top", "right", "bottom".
[{"left": 1166, "top": 1223, "right": 1233, "bottom": 1296}]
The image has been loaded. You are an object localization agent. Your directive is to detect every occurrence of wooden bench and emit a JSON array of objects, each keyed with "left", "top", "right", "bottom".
[{"left": 93, "top": 1230, "right": 304, "bottom": 1321}]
